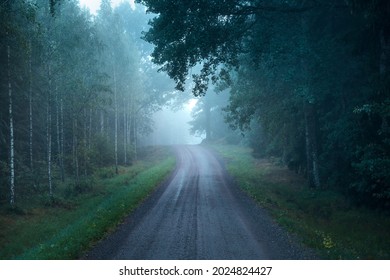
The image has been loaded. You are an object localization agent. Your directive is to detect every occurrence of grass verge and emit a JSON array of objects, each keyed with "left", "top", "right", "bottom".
[
  {"left": 0, "top": 146, "right": 175, "bottom": 260},
  {"left": 210, "top": 144, "right": 390, "bottom": 259}
]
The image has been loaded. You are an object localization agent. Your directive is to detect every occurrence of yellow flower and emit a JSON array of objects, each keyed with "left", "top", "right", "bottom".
[{"left": 323, "top": 235, "right": 335, "bottom": 249}]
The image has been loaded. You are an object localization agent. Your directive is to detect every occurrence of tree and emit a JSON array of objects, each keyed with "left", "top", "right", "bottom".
[
  {"left": 189, "top": 87, "right": 239, "bottom": 143},
  {"left": 0, "top": 0, "right": 37, "bottom": 206},
  {"left": 0, "top": 0, "right": 177, "bottom": 207},
  {"left": 138, "top": 0, "right": 390, "bottom": 205},
  {"left": 137, "top": 0, "right": 344, "bottom": 94}
]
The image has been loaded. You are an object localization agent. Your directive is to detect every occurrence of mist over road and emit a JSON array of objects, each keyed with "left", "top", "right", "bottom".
[{"left": 84, "top": 145, "right": 314, "bottom": 259}]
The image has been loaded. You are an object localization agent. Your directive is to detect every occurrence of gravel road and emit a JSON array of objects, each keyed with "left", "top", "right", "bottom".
[{"left": 83, "top": 145, "right": 317, "bottom": 259}]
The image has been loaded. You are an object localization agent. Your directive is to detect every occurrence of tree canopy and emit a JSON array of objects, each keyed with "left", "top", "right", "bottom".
[{"left": 138, "top": 0, "right": 390, "bottom": 207}]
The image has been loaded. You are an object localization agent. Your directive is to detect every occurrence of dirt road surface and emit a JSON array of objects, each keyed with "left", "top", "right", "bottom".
[{"left": 84, "top": 145, "right": 316, "bottom": 259}]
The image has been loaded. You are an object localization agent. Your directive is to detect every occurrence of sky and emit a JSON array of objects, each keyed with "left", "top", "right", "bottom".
[{"left": 79, "top": 0, "right": 135, "bottom": 14}]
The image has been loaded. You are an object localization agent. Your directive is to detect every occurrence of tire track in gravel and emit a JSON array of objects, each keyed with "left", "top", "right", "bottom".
[{"left": 83, "top": 145, "right": 317, "bottom": 260}]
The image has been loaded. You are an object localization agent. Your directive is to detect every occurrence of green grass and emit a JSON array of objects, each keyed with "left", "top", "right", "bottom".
[
  {"left": 0, "top": 146, "right": 176, "bottom": 260},
  {"left": 210, "top": 144, "right": 390, "bottom": 259}
]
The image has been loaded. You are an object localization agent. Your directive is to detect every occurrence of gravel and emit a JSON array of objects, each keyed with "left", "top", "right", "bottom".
[{"left": 82, "top": 145, "right": 318, "bottom": 260}]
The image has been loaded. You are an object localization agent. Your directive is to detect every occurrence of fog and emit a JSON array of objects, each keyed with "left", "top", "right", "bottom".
[
  {"left": 1, "top": 0, "right": 389, "bottom": 214},
  {"left": 141, "top": 103, "right": 204, "bottom": 146},
  {"left": 1, "top": 0, "right": 389, "bottom": 265}
]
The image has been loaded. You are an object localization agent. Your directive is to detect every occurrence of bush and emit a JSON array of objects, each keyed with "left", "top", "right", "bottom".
[
  {"left": 351, "top": 143, "right": 390, "bottom": 208},
  {"left": 40, "top": 194, "right": 69, "bottom": 208},
  {"left": 63, "top": 177, "right": 96, "bottom": 198},
  {"left": 89, "top": 136, "right": 115, "bottom": 168},
  {"left": 95, "top": 167, "right": 115, "bottom": 179}
]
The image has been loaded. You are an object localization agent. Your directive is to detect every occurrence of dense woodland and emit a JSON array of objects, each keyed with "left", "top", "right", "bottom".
[
  {"left": 137, "top": 0, "right": 390, "bottom": 208},
  {"left": 0, "top": 0, "right": 177, "bottom": 207},
  {"left": 1, "top": 0, "right": 390, "bottom": 210}
]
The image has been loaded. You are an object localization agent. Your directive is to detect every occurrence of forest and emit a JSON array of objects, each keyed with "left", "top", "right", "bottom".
[
  {"left": 0, "top": 0, "right": 180, "bottom": 208},
  {"left": 0, "top": 0, "right": 389, "bottom": 260},
  {"left": 138, "top": 0, "right": 390, "bottom": 208}
]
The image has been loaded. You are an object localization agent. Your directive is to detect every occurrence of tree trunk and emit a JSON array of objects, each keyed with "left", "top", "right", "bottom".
[
  {"left": 134, "top": 116, "right": 138, "bottom": 161},
  {"left": 127, "top": 108, "right": 131, "bottom": 159},
  {"left": 7, "top": 42, "right": 15, "bottom": 207},
  {"left": 113, "top": 61, "right": 119, "bottom": 174},
  {"left": 100, "top": 110, "right": 104, "bottom": 134},
  {"left": 304, "top": 102, "right": 321, "bottom": 189},
  {"left": 29, "top": 40, "right": 33, "bottom": 172},
  {"left": 379, "top": 28, "right": 389, "bottom": 78},
  {"left": 47, "top": 64, "right": 53, "bottom": 198},
  {"left": 60, "top": 96, "right": 65, "bottom": 182},
  {"left": 132, "top": 103, "right": 137, "bottom": 161},
  {"left": 73, "top": 118, "right": 80, "bottom": 182},
  {"left": 123, "top": 97, "right": 127, "bottom": 165},
  {"left": 204, "top": 101, "right": 211, "bottom": 141},
  {"left": 83, "top": 108, "right": 88, "bottom": 176},
  {"left": 55, "top": 85, "right": 60, "bottom": 168},
  {"left": 300, "top": 15, "right": 321, "bottom": 189},
  {"left": 89, "top": 108, "right": 92, "bottom": 150},
  {"left": 282, "top": 123, "right": 288, "bottom": 165},
  {"left": 380, "top": 28, "right": 389, "bottom": 132}
]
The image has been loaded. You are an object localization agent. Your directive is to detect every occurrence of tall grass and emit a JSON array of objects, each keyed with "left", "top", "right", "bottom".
[
  {"left": 210, "top": 144, "right": 390, "bottom": 259},
  {"left": 0, "top": 147, "right": 175, "bottom": 259}
]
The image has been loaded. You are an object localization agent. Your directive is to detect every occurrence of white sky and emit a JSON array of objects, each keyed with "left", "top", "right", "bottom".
[
  {"left": 186, "top": 98, "right": 198, "bottom": 111},
  {"left": 79, "top": 0, "right": 135, "bottom": 14}
]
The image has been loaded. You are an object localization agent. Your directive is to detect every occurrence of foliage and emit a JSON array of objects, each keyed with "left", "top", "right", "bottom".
[
  {"left": 188, "top": 87, "right": 241, "bottom": 143},
  {"left": 137, "top": 0, "right": 250, "bottom": 93},
  {"left": 0, "top": 0, "right": 174, "bottom": 207},
  {"left": 138, "top": 0, "right": 390, "bottom": 207}
]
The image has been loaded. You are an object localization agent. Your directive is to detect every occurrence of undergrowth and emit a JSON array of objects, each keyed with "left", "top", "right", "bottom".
[
  {"left": 0, "top": 146, "right": 175, "bottom": 260},
  {"left": 210, "top": 144, "right": 390, "bottom": 259}
]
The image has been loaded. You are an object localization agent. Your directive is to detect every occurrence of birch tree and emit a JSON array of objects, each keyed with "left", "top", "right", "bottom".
[{"left": 7, "top": 38, "right": 16, "bottom": 207}]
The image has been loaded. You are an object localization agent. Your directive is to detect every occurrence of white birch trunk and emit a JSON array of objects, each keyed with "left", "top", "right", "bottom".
[
  {"left": 60, "top": 96, "right": 64, "bottom": 182},
  {"left": 7, "top": 43, "right": 15, "bottom": 207},
  {"left": 29, "top": 40, "right": 33, "bottom": 172},
  {"left": 56, "top": 85, "right": 61, "bottom": 167},
  {"left": 47, "top": 64, "right": 53, "bottom": 198},
  {"left": 89, "top": 108, "right": 92, "bottom": 150},
  {"left": 123, "top": 96, "right": 127, "bottom": 165},
  {"left": 113, "top": 62, "right": 118, "bottom": 174},
  {"left": 129, "top": 91, "right": 137, "bottom": 161},
  {"left": 73, "top": 119, "right": 80, "bottom": 182}
]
